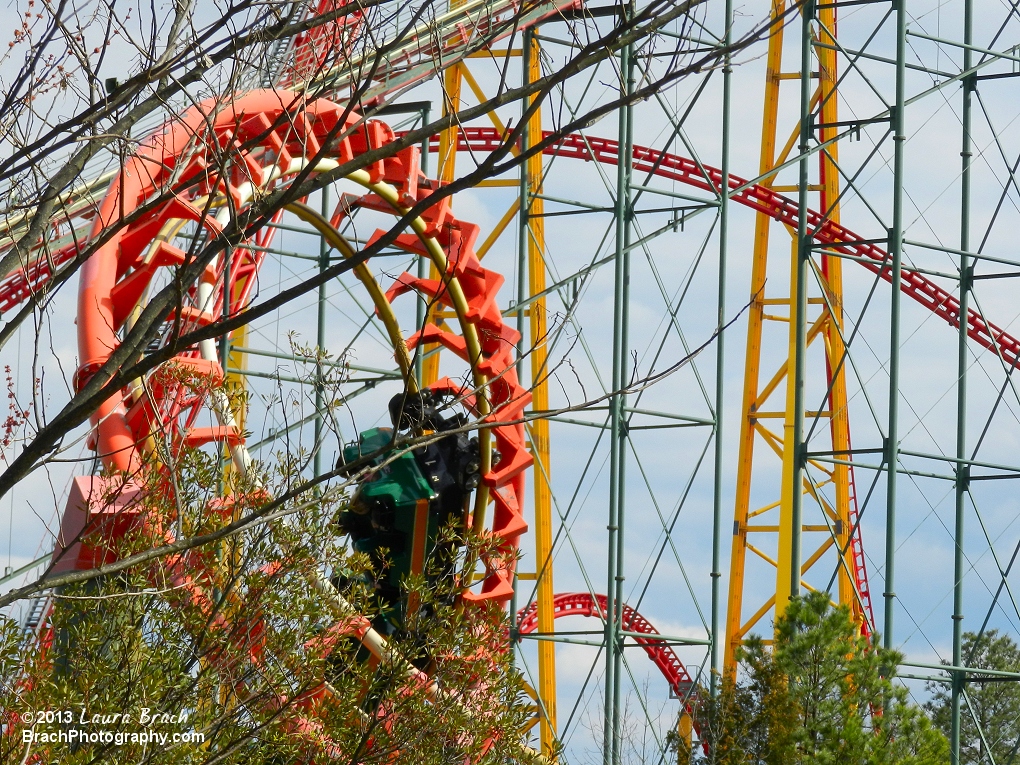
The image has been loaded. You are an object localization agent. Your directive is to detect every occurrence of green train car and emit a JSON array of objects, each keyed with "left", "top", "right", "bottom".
[{"left": 335, "top": 391, "right": 480, "bottom": 633}]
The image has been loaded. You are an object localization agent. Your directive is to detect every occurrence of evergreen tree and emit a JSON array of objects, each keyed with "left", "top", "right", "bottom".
[
  {"left": 677, "top": 637, "right": 797, "bottom": 765},
  {"left": 676, "top": 591, "right": 947, "bottom": 764},
  {"left": 926, "top": 630, "right": 1020, "bottom": 764},
  {"left": 775, "top": 591, "right": 947, "bottom": 765}
]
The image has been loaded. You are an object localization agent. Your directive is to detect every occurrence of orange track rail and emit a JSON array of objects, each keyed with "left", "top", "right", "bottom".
[
  {"left": 74, "top": 91, "right": 532, "bottom": 605},
  {"left": 11, "top": 91, "right": 537, "bottom": 754}
]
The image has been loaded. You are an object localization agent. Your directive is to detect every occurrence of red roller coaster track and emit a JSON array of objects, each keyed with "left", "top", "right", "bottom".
[
  {"left": 517, "top": 592, "right": 697, "bottom": 701},
  {"left": 5, "top": 130, "right": 1013, "bottom": 367},
  {"left": 6, "top": 91, "right": 541, "bottom": 752},
  {"left": 436, "top": 126, "right": 1020, "bottom": 370},
  {"left": 517, "top": 592, "right": 704, "bottom": 747},
  {"left": 5, "top": 128, "right": 1013, "bottom": 368},
  {"left": 424, "top": 124, "right": 1020, "bottom": 638}
]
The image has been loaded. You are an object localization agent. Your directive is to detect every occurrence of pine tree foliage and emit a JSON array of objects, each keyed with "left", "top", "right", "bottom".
[
  {"left": 677, "top": 637, "right": 797, "bottom": 765},
  {"left": 676, "top": 591, "right": 948, "bottom": 764},
  {"left": 926, "top": 630, "right": 1020, "bottom": 765}
]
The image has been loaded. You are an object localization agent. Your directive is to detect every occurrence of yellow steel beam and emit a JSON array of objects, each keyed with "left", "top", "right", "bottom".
[
  {"left": 801, "top": 535, "right": 836, "bottom": 574},
  {"left": 752, "top": 422, "right": 834, "bottom": 480},
  {"left": 222, "top": 281, "right": 252, "bottom": 587},
  {"left": 421, "top": 54, "right": 466, "bottom": 386},
  {"left": 726, "top": 0, "right": 857, "bottom": 672},
  {"left": 749, "top": 499, "right": 781, "bottom": 519},
  {"left": 813, "top": 6, "right": 858, "bottom": 628},
  {"left": 523, "top": 33, "right": 558, "bottom": 757},
  {"left": 775, "top": 238, "right": 802, "bottom": 618},
  {"left": 736, "top": 595, "right": 777, "bottom": 642},
  {"left": 458, "top": 62, "right": 517, "bottom": 150},
  {"left": 467, "top": 48, "right": 522, "bottom": 58},
  {"left": 454, "top": 37, "right": 558, "bottom": 754},
  {"left": 753, "top": 310, "right": 831, "bottom": 408},
  {"left": 678, "top": 713, "right": 694, "bottom": 750},
  {"left": 747, "top": 543, "right": 779, "bottom": 568},
  {"left": 224, "top": 322, "right": 249, "bottom": 487},
  {"left": 755, "top": 410, "right": 832, "bottom": 418},
  {"left": 751, "top": 421, "right": 785, "bottom": 459},
  {"left": 446, "top": 43, "right": 557, "bottom": 749},
  {"left": 748, "top": 524, "right": 837, "bottom": 533},
  {"left": 725, "top": 0, "right": 786, "bottom": 673},
  {"left": 772, "top": 85, "right": 822, "bottom": 172},
  {"left": 438, "top": 46, "right": 465, "bottom": 182},
  {"left": 477, "top": 198, "right": 521, "bottom": 259}
]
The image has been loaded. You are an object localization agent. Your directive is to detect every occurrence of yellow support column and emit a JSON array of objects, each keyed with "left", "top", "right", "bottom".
[
  {"left": 223, "top": 274, "right": 250, "bottom": 491},
  {"left": 523, "top": 33, "right": 557, "bottom": 756},
  {"left": 725, "top": 0, "right": 785, "bottom": 671},
  {"left": 226, "top": 324, "right": 248, "bottom": 435},
  {"left": 726, "top": 0, "right": 859, "bottom": 673},
  {"left": 432, "top": 32, "right": 555, "bottom": 747},
  {"left": 437, "top": 63, "right": 463, "bottom": 188},
  {"left": 815, "top": 7, "right": 861, "bottom": 625}
]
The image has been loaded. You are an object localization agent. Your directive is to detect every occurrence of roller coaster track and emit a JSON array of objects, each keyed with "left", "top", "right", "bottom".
[
  {"left": 438, "top": 126, "right": 1020, "bottom": 371},
  {"left": 516, "top": 592, "right": 706, "bottom": 750},
  {"left": 2, "top": 3, "right": 567, "bottom": 755},
  {"left": 69, "top": 91, "right": 535, "bottom": 600},
  {"left": 282, "top": 0, "right": 583, "bottom": 102},
  {"left": 404, "top": 124, "right": 1020, "bottom": 638},
  {"left": 0, "top": 0, "right": 577, "bottom": 313},
  {"left": 517, "top": 592, "right": 698, "bottom": 702},
  {"left": 19, "top": 89, "right": 538, "bottom": 757},
  {"left": 5, "top": 128, "right": 1014, "bottom": 370}
]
